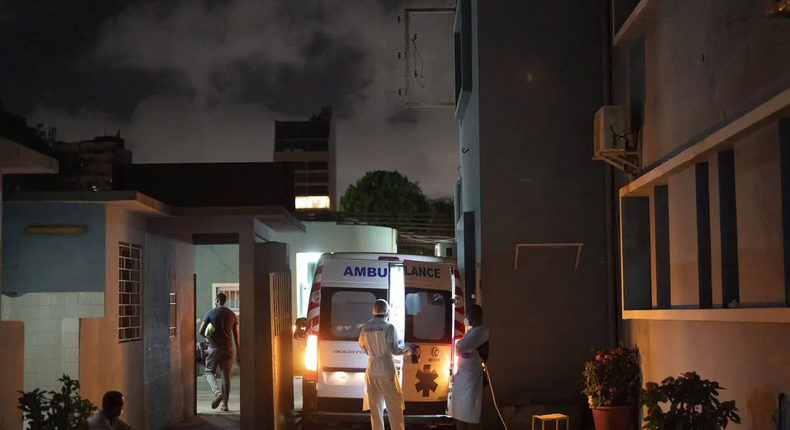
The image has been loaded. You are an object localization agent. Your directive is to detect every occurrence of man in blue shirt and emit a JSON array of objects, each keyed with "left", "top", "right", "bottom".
[{"left": 199, "top": 293, "right": 240, "bottom": 411}]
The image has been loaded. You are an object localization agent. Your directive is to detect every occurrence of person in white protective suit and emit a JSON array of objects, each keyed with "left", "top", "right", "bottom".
[
  {"left": 451, "top": 305, "right": 489, "bottom": 430},
  {"left": 358, "top": 299, "right": 412, "bottom": 430}
]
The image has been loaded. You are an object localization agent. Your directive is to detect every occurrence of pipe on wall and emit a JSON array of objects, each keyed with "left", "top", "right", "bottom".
[{"left": 601, "top": 0, "right": 620, "bottom": 349}]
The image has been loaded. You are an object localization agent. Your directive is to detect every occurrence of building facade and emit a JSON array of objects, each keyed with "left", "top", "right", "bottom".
[
  {"left": 453, "top": 0, "right": 612, "bottom": 425},
  {"left": 0, "top": 135, "right": 58, "bottom": 429},
  {"left": 274, "top": 107, "right": 337, "bottom": 211},
  {"left": 613, "top": 1, "right": 790, "bottom": 429},
  {"left": 455, "top": 0, "right": 790, "bottom": 428},
  {"left": 1, "top": 200, "right": 196, "bottom": 430},
  {"left": 55, "top": 135, "right": 132, "bottom": 191}
]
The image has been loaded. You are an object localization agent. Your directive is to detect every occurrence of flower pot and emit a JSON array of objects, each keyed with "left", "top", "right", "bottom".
[{"left": 592, "top": 406, "right": 633, "bottom": 430}]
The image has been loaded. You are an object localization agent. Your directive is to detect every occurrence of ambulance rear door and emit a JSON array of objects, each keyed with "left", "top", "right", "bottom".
[{"left": 401, "top": 260, "right": 454, "bottom": 416}]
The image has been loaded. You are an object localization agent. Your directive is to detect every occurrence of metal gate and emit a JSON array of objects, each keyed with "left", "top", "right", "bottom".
[{"left": 270, "top": 271, "right": 294, "bottom": 430}]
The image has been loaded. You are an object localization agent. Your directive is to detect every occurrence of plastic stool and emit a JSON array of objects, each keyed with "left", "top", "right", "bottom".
[{"left": 532, "top": 413, "right": 569, "bottom": 430}]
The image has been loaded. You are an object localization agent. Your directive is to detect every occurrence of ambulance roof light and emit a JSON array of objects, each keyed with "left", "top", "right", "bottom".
[{"left": 378, "top": 256, "right": 400, "bottom": 261}]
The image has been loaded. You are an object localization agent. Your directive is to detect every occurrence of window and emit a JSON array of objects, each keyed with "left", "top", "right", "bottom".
[
  {"left": 295, "top": 196, "right": 331, "bottom": 210},
  {"left": 213, "top": 284, "right": 240, "bottom": 317},
  {"left": 405, "top": 289, "right": 451, "bottom": 342},
  {"left": 320, "top": 288, "right": 387, "bottom": 340},
  {"left": 119, "top": 242, "right": 142, "bottom": 343},
  {"left": 296, "top": 185, "right": 330, "bottom": 196},
  {"left": 331, "top": 291, "right": 377, "bottom": 339},
  {"left": 307, "top": 161, "right": 329, "bottom": 170},
  {"left": 169, "top": 293, "right": 177, "bottom": 338}
]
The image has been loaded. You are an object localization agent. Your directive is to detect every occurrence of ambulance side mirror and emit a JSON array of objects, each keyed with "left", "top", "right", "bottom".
[{"left": 293, "top": 317, "right": 307, "bottom": 341}]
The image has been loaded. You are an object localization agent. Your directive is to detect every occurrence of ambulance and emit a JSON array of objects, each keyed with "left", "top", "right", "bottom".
[{"left": 293, "top": 253, "right": 465, "bottom": 427}]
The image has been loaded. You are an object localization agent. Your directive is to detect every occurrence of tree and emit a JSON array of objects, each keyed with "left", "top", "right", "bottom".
[
  {"left": 341, "top": 170, "right": 431, "bottom": 213},
  {"left": 429, "top": 197, "right": 455, "bottom": 219}
]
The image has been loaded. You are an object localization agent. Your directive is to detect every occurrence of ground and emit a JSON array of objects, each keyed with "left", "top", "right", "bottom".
[{"left": 165, "top": 376, "right": 303, "bottom": 430}]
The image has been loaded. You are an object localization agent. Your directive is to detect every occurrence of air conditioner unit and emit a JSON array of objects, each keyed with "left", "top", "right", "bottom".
[
  {"left": 593, "top": 105, "right": 626, "bottom": 156},
  {"left": 435, "top": 242, "right": 456, "bottom": 258},
  {"left": 593, "top": 105, "right": 641, "bottom": 175}
]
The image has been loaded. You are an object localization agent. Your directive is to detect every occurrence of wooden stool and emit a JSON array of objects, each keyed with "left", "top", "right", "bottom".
[{"left": 532, "top": 413, "right": 569, "bottom": 430}]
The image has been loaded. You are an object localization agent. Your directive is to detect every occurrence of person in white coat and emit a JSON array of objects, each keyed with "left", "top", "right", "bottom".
[
  {"left": 358, "top": 299, "right": 412, "bottom": 430},
  {"left": 451, "top": 305, "right": 489, "bottom": 430}
]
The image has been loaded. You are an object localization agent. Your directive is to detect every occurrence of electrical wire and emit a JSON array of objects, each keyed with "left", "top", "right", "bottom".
[
  {"left": 483, "top": 363, "right": 510, "bottom": 430},
  {"left": 411, "top": 36, "right": 426, "bottom": 88}
]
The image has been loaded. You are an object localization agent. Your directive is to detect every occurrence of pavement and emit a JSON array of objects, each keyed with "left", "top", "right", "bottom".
[{"left": 165, "top": 375, "right": 303, "bottom": 430}]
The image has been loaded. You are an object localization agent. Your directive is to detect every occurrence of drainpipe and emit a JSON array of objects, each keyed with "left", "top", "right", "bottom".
[{"left": 601, "top": 0, "right": 620, "bottom": 348}]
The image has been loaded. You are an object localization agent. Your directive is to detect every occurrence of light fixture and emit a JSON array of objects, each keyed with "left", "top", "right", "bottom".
[{"left": 24, "top": 225, "right": 87, "bottom": 236}]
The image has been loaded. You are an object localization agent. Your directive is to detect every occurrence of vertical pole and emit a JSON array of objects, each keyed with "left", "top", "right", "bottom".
[
  {"left": 404, "top": 11, "right": 411, "bottom": 105},
  {"left": 193, "top": 273, "right": 198, "bottom": 417}
]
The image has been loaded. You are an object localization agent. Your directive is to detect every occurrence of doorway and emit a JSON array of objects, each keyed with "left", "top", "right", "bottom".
[{"left": 194, "top": 245, "right": 242, "bottom": 423}]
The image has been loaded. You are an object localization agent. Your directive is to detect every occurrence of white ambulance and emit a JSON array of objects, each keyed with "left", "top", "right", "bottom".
[{"left": 294, "top": 253, "right": 465, "bottom": 427}]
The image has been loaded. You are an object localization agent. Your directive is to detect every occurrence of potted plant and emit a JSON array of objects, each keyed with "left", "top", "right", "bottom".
[
  {"left": 641, "top": 372, "right": 740, "bottom": 430},
  {"left": 18, "top": 374, "right": 97, "bottom": 430},
  {"left": 582, "top": 346, "right": 640, "bottom": 430}
]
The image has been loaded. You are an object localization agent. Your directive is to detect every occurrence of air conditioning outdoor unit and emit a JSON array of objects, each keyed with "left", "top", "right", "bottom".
[
  {"left": 593, "top": 105, "right": 640, "bottom": 174},
  {"left": 593, "top": 105, "right": 626, "bottom": 156},
  {"left": 435, "top": 242, "right": 456, "bottom": 258}
]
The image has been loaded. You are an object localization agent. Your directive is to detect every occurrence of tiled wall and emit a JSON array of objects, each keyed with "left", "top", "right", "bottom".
[{"left": 1, "top": 292, "right": 104, "bottom": 391}]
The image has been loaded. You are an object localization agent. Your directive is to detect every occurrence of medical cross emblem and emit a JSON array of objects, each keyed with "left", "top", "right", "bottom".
[{"left": 415, "top": 365, "right": 438, "bottom": 397}]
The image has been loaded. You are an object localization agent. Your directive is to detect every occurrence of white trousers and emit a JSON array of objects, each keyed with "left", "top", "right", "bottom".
[{"left": 367, "top": 375, "right": 405, "bottom": 430}]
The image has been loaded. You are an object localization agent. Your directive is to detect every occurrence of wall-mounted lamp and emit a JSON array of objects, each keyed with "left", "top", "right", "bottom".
[
  {"left": 767, "top": 0, "right": 790, "bottom": 17},
  {"left": 24, "top": 225, "right": 87, "bottom": 236}
]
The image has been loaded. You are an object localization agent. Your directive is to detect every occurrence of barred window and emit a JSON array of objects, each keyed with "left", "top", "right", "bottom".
[{"left": 119, "top": 242, "right": 142, "bottom": 343}]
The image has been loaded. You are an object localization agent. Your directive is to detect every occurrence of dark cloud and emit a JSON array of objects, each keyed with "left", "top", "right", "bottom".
[
  {"left": 211, "top": 31, "right": 371, "bottom": 119},
  {"left": 3, "top": 0, "right": 461, "bottom": 198},
  {"left": 0, "top": 0, "right": 145, "bottom": 116}
]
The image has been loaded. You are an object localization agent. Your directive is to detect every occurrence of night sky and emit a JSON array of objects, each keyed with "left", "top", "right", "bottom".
[{"left": 0, "top": 0, "right": 458, "bottom": 197}]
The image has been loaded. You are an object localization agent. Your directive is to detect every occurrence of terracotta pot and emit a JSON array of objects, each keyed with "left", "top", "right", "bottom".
[{"left": 592, "top": 406, "right": 633, "bottom": 430}]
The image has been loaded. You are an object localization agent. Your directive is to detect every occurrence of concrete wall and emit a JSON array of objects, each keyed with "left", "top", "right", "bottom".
[
  {"left": 1, "top": 202, "right": 105, "bottom": 400},
  {"left": 0, "top": 321, "right": 24, "bottom": 430},
  {"left": 456, "top": 0, "right": 482, "bottom": 300},
  {"left": 81, "top": 206, "right": 196, "bottom": 430},
  {"left": 2, "top": 293, "right": 101, "bottom": 392},
  {"left": 467, "top": 0, "right": 609, "bottom": 412},
  {"left": 613, "top": 0, "right": 790, "bottom": 428},
  {"left": 81, "top": 206, "right": 147, "bottom": 428},
  {"left": 2, "top": 202, "right": 106, "bottom": 294},
  {"left": 145, "top": 233, "right": 195, "bottom": 428}
]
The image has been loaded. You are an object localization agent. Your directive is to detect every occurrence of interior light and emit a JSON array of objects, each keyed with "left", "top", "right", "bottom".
[{"left": 295, "top": 196, "right": 331, "bottom": 210}]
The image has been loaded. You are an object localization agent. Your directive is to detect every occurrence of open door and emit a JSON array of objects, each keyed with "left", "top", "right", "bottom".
[{"left": 401, "top": 260, "right": 454, "bottom": 415}]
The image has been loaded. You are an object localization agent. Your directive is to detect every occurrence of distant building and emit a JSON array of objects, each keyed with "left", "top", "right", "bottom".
[
  {"left": 274, "top": 107, "right": 336, "bottom": 211},
  {"left": 55, "top": 135, "right": 132, "bottom": 191}
]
